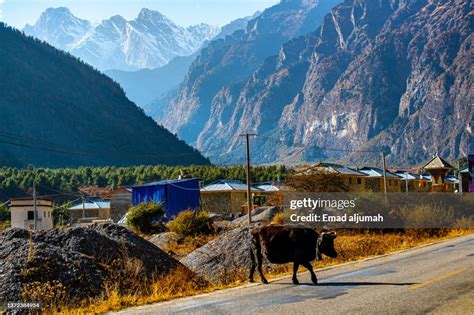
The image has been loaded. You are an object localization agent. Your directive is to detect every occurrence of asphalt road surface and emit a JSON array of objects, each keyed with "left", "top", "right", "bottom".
[{"left": 115, "top": 234, "right": 474, "bottom": 315}]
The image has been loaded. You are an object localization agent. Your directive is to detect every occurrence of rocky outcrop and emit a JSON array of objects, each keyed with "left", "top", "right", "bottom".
[
  {"left": 0, "top": 224, "right": 182, "bottom": 304},
  {"left": 180, "top": 226, "right": 262, "bottom": 284},
  {"left": 232, "top": 206, "right": 282, "bottom": 226},
  {"left": 148, "top": 231, "right": 180, "bottom": 249},
  {"left": 162, "top": 0, "right": 473, "bottom": 167}
]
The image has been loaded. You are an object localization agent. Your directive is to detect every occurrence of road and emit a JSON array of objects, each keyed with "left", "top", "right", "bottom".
[{"left": 115, "top": 234, "right": 474, "bottom": 315}]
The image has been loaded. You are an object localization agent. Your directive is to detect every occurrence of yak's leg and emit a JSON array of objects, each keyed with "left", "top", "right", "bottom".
[
  {"left": 292, "top": 262, "right": 300, "bottom": 285},
  {"left": 302, "top": 261, "right": 318, "bottom": 284},
  {"left": 249, "top": 248, "right": 256, "bottom": 283},
  {"left": 257, "top": 249, "right": 268, "bottom": 284}
]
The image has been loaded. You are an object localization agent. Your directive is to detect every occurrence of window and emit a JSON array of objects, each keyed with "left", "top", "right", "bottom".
[
  {"left": 357, "top": 178, "right": 362, "bottom": 185},
  {"left": 44, "top": 211, "right": 46, "bottom": 217},
  {"left": 349, "top": 178, "right": 353, "bottom": 185},
  {"left": 27, "top": 211, "right": 34, "bottom": 220}
]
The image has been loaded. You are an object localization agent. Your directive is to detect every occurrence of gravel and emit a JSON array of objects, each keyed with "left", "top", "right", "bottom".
[{"left": 0, "top": 223, "right": 182, "bottom": 305}]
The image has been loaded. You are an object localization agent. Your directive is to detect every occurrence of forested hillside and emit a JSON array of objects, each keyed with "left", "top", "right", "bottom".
[
  {"left": 0, "top": 165, "right": 287, "bottom": 202},
  {"left": 0, "top": 24, "right": 208, "bottom": 167}
]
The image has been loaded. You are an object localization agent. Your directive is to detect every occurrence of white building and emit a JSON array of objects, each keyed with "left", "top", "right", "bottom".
[{"left": 10, "top": 198, "right": 54, "bottom": 230}]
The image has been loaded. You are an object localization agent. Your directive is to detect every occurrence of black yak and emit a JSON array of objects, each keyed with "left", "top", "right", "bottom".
[{"left": 250, "top": 225, "right": 337, "bottom": 285}]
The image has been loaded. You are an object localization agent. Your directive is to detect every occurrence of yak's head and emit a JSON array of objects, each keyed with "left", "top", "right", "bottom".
[{"left": 318, "top": 231, "right": 338, "bottom": 258}]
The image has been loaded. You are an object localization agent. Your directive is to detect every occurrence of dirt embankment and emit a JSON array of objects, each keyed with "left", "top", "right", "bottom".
[{"left": 0, "top": 223, "right": 183, "bottom": 305}]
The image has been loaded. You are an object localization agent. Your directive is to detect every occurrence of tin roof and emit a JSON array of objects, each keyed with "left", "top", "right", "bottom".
[
  {"left": 132, "top": 178, "right": 199, "bottom": 188},
  {"left": 444, "top": 175, "right": 459, "bottom": 184},
  {"left": 313, "top": 163, "right": 367, "bottom": 176},
  {"left": 201, "top": 180, "right": 262, "bottom": 192},
  {"left": 393, "top": 171, "right": 419, "bottom": 180},
  {"left": 358, "top": 167, "right": 399, "bottom": 178},
  {"left": 255, "top": 184, "right": 280, "bottom": 192},
  {"left": 69, "top": 200, "right": 110, "bottom": 210}
]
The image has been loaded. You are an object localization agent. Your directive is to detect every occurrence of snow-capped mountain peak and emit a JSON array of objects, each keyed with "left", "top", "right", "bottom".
[
  {"left": 23, "top": 7, "right": 92, "bottom": 50},
  {"left": 23, "top": 8, "right": 221, "bottom": 71}
]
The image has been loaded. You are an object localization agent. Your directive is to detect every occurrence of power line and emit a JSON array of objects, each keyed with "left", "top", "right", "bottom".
[
  {"left": 37, "top": 183, "right": 84, "bottom": 198},
  {"left": 0, "top": 133, "right": 206, "bottom": 159}
]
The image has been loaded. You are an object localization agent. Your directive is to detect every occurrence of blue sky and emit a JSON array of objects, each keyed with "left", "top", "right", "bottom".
[{"left": 1, "top": 0, "right": 279, "bottom": 29}]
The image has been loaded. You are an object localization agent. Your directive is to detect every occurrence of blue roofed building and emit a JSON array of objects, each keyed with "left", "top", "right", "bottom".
[{"left": 132, "top": 178, "right": 200, "bottom": 219}]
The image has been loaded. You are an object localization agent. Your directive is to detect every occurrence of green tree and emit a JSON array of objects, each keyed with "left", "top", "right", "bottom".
[{"left": 0, "top": 204, "right": 10, "bottom": 221}]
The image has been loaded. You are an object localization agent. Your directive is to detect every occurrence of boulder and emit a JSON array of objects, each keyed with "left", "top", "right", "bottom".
[
  {"left": 180, "top": 225, "right": 273, "bottom": 284},
  {"left": 148, "top": 232, "right": 180, "bottom": 249},
  {"left": 0, "top": 223, "right": 182, "bottom": 305},
  {"left": 232, "top": 206, "right": 282, "bottom": 226}
]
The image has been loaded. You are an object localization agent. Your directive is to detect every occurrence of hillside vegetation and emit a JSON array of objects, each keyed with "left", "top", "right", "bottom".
[
  {"left": 0, "top": 24, "right": 208, "bottom": 168},
  {"left": 0, "top": 165, "right": 287, "bottom": 202}
]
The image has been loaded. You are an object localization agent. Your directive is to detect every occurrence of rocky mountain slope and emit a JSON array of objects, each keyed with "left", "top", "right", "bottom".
[
  {"left": 23, "top": 8, "right": 219, "bottom": 71},
  {"left": 164, "top": 0, "right": 473, "bottom": 166},
  {"left": 0, "top": 24, "right": 209, "bottom": 167},
  {"left": 157, "top": 0, "right": 342, "bottom": 143}
]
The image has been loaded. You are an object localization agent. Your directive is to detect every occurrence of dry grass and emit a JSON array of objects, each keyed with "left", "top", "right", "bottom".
[
  {"left": 40, "top": 229, "right": 473, "bottom": 314},
  {"left": 163, "top": 234, "right": 218, "bottom": 259},
  {"left": 56, "top": 267, "right": 232, "bottom": 315}
]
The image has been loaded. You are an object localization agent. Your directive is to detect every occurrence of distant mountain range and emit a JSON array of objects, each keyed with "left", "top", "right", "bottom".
[
  {"left": 0, "top": 23, "right": 209, "bottom": 167},
  {"left": 23, "top": 7, "right": 220, "bottom": 71},
  {"left": 105, "top": 13, "right": 258, "bottom": 109},
  {"left": 155, "top": 0, "right": 472, "bottom": 166}
]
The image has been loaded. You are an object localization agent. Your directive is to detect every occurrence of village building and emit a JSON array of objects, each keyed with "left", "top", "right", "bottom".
[
  {"left": 200, "top": 180, "right": 264, "bottom": 215},
  {"left": 10, "top": 197, "right": 53, "bottom": 230},
  {"left": 393, "top": 171, "right": 419, "bottom": 192},
  {"left": 309, "top": 163, "right": 368, "bottom": 192},
  {"left": 108, "top": 187, "right": 132, "bottom": 222},
  {"left": 357, "top": 167, "right": 401, "bottom": 192},
  {"left": 132, "top": 178, "right": 200, "bottom": 219},
  {"left": 421, "top": 155, "right": 454, "bottom": 192},
  {"left": 255, "top": 182, "right": 280, "bottom": 193},
  {"left": 68, "top": 199, "right": 111, "bottom": 225}
]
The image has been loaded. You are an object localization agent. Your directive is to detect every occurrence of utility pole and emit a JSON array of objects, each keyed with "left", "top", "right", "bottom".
[
  {"left": 405, "top": 171, "right": 409, "bottom": 193},
  {"left": 82, "top": 194, "right": 86, "bottom": 220},
  {"left": 33, "top": 181, "right": 37, "bottom": 231},
  {"left": 381, "top": 151, "right": 388, "bottom": 197},
  {"left": 458, "top": 161, "right": 462, "bottom": 193},
  {"left": 240, "top": 133, "right": 256, "bottom": 224}
]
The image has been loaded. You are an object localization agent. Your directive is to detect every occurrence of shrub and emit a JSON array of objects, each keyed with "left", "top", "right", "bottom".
[
  {"left": 398, "top": 204, "right": 454, "bottom": 228},
  {"left": 0, "top": 220, "right": 11, "bottom": 232},
  {"left": 272, "top": 208, "right": 293, "bottom": 224},
  {"left": 126, "top": 201, "right": 165, "bottom": 233},
  {"left": 167, "top": 210, "right": 213, "bottom": 237}
]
